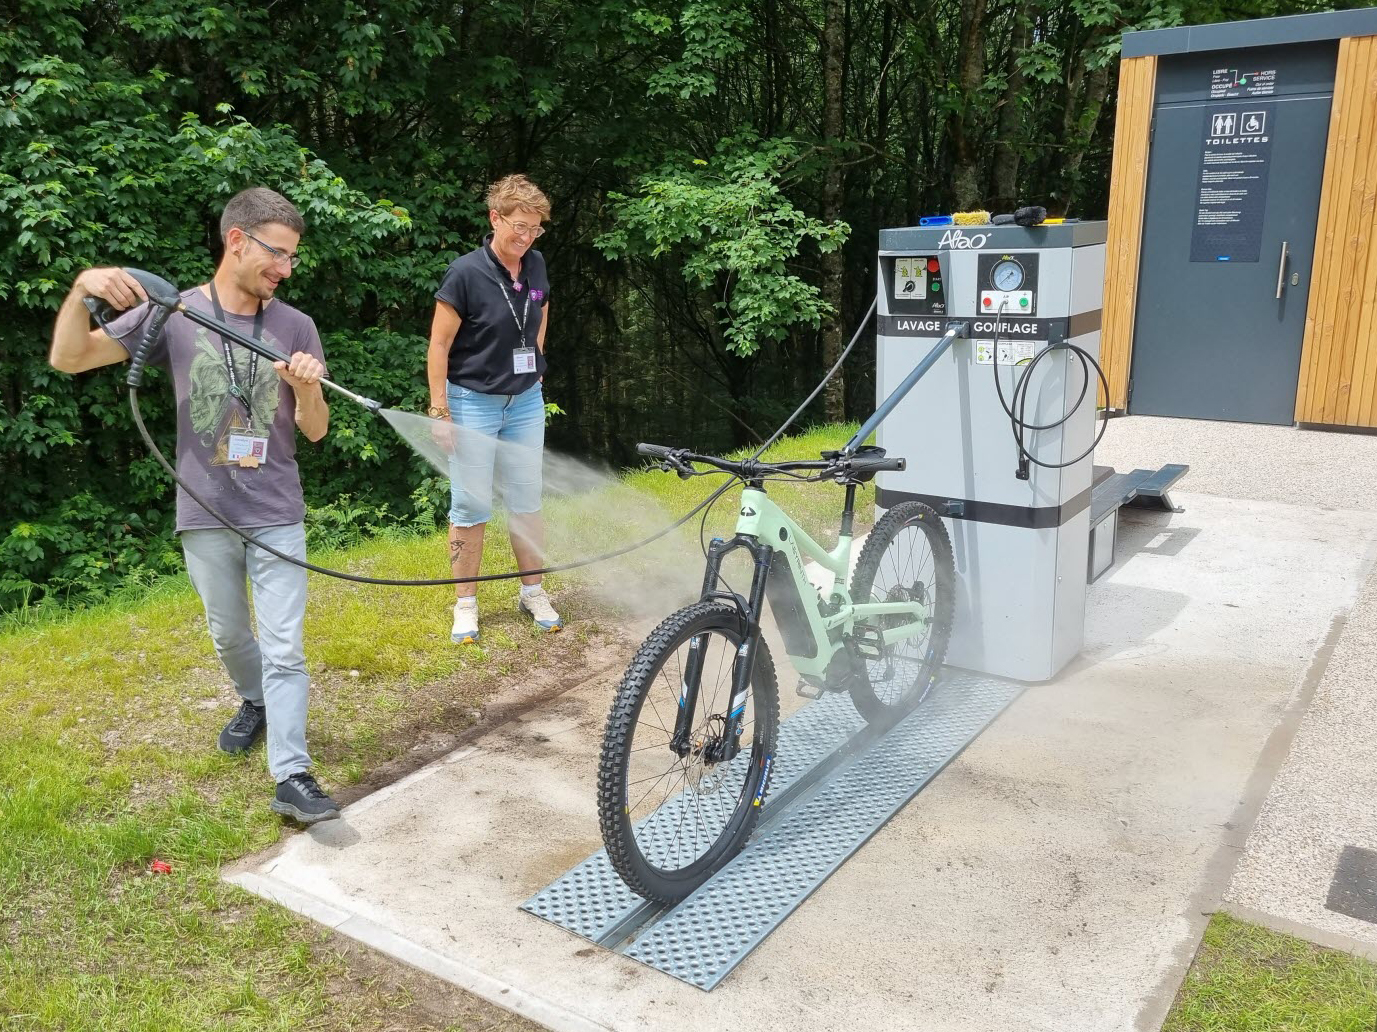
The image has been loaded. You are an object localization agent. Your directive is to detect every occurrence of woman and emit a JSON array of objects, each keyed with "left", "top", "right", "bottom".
[{"left": 426, "top": 174, "right": 559, "bottom": 644}]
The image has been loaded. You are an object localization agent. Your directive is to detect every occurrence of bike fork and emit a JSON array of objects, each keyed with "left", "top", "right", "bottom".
[{"left": 671, "top": 534, "right": 773, "bottom": 764}]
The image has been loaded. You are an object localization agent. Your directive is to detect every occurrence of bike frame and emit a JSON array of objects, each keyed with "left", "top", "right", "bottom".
[{"left": 670, "top": 479, "right": 931, "bottom": 764}]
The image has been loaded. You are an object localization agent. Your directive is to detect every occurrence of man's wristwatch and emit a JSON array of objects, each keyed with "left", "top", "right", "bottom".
[{"left": 427, "top": 405, "right": 449, "bottom": 419}]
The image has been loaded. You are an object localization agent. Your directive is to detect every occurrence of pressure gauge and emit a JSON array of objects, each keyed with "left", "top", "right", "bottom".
[{"left": 991, "top": 259, "right": 1025, "bottom": 292}]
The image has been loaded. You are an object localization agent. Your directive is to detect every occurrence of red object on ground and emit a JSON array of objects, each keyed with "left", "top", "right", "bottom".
[{"left": 149, "top": 859, "right": 172, "bottom": 875}]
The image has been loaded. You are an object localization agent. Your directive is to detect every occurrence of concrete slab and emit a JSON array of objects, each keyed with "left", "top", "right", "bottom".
[
  {"left": 230, "top": 486, "right": 1377, "bottom": 1032},
  {"left": 1225, "top": 569, "right": 1377, "bottom": 953},
  {"left": 1096, "top": 415, "right": 1377, "bottom": 958}
]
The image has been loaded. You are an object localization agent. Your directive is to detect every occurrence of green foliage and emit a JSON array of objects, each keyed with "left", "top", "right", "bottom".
[
  {"left": 0, "top": 0, "right": 1341, "bottom": 613},
  {"left": 597, "top": 138, "right": 849, "bottom": 356}
]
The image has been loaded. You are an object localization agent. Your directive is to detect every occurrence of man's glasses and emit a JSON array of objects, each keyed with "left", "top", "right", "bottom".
[
  {"left": 497, "top": 213, "right": 546, "bottom": 238},
  {"left": 244, "top": 231, "right": 302, "bottom": 269}
]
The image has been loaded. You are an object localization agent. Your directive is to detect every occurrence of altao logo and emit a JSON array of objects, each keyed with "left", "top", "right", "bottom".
[{"left": 937, "top": 228, "right": 989, "bottom": 250}]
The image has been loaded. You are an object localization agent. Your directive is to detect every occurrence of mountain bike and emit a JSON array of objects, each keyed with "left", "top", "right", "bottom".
[{"left": 596, "top": 444, "right": 955, "bottom": 903}]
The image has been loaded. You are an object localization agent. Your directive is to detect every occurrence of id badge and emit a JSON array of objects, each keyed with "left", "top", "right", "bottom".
[
  {"left": 512, "top": 348, "right": 537, "bottom": 375},
  {"left": 227, "top": 432, "right": 269, "bottom": 467}
]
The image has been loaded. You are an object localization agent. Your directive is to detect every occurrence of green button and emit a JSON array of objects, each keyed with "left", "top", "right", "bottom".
[
  {"left": 931, "top": 281, "right": 941, "bottom": 292},
  {"left": 1019, "top": 297, "right": 1029, "bottom": 307}
]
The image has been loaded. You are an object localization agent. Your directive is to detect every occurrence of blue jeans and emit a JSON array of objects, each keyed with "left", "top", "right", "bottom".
[
  {"left": 446, "top": 381, "right": 545, "bottom": 526},
  {"left": 181, "top": 524, "right": 312, "bottom": 782}
]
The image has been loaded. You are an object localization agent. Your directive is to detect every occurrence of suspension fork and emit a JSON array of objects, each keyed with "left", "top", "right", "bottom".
[{"left": 671, "top": 534, "right": 773, "bottom": 763}]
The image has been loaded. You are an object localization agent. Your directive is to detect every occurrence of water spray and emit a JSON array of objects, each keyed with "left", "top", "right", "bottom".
[{"left": 92, "top": 269, "right": 877, "bottom": 588}]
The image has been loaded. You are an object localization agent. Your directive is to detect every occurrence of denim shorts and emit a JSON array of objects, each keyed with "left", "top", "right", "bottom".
[{"left": 446, "top": 381, "right": 545, "bottom": 526}]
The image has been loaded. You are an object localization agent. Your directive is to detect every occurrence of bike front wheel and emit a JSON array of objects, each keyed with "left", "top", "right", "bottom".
[
  {"left": 848, "top": 500, "right": 955, "bottom": 724},
  {"left": 597, "top": 600, "right": 780, "bottom": 903}
]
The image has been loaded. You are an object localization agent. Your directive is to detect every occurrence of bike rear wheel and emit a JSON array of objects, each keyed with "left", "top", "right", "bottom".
[
  {"left": 597, "top": 600, "right": 780, "bottom": 903},
  {"left": 848, "top": 500, "right": 955, "bottom": 724}
]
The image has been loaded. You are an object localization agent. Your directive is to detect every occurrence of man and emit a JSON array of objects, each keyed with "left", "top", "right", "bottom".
[{"left": 49, "top": 187, "right": 340, "bottom": 824}]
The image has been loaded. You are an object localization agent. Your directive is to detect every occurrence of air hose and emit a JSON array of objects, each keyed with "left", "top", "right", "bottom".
[
  {"left": 987, "top": 299, "right": 1109, "bottom": 480},
  {"left": 98, "top": 269, "right": 877, "bottom": 587}
]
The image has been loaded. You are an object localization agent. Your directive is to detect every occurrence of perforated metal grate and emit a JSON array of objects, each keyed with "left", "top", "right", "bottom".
[
  {"left": 622, "top": 672, "right": 1019, "bottom": 988},
  {"left": 521, "top": 691, "right": 863, "bottom": 942},
  {"left": 522, "top": 671, "right": 1020, "bottom": 987}
]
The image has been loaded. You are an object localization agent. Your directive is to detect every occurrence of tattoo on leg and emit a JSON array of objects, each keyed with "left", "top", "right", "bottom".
[{"left": 449, "top": 539, "right": 464, "bottom": 565}]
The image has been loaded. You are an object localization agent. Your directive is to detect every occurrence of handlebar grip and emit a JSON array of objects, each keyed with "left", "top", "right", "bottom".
[
  {"left": 849, "top": 455, "right": 906, "bottom": 473},
  {"left": 637, "top": 443, "right": 674, "bottom": 460}
]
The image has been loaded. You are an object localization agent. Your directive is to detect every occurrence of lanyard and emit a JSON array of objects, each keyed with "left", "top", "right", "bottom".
[
  {"left": 492, "top": 268, "right": 532, "bottom": 350},
  {"left": 209, "top": 280, "right": 265, "bottom": 422}
]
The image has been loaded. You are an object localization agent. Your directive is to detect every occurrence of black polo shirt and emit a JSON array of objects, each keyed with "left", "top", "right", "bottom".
[{"left": 434, "top": 234, "right": 550, "bottom": 395}]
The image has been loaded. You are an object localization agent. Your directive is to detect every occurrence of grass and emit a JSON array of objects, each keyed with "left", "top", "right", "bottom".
[
  {"left": 14, "top": 421, "right": 1368, "bottom": 1030},
  {"left": 1164, "top": 913, "right": 1377, "bottom": 1032},
  {"left": 0, "top": 423, "right": 865, "bottom": 1031}
]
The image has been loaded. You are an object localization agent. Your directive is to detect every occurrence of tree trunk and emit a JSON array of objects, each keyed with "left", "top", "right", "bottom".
[
  {"left": 991, "top": 5, "right": 1028, "bottom": 211},
  {"left": 1058, "top": 60, "right": 1111, "bottom": 212},
  {"left": 820, "top": 0, "right": 846, "bottom": 423},
  {"left": 949, "top": 0, "right": 989, "bottom": 210}
]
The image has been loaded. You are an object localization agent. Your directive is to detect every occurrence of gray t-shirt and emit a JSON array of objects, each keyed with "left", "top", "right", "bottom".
[{"left": 107, "top": 288, "right": 326, "bottom": 532}]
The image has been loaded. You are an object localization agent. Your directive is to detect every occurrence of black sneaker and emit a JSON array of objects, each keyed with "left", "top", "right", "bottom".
[
  {"left": 270, "top": 771, "right": 341, "bottom": 824},
  {"left": 218, "top": 700, "right": 266, "bottom": 754}
]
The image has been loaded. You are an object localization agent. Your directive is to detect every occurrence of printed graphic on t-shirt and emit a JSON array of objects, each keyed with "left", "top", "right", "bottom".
[{"left": 186, "top": 330, "right": 283, "bottom": 465}]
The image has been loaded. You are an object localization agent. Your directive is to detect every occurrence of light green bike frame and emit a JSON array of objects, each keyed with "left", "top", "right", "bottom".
[{"left": 732, "top": 485, "right": 930, "bottom": 680}]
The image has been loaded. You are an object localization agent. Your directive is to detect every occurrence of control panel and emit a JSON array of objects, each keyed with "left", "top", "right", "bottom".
[
  {"left": 976, "top": 252, "right": 1039, "bottom": 316},
  {"left": 886, "top": 255, "right": 945, "bottom": 315}
]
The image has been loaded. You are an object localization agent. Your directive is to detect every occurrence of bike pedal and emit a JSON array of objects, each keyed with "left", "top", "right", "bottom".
[
  {"left": 795, "top": 678, "right": 824, "bottom": 700},
  {"left": 852, "top": 625, "right": 886, "bottom": 660}
]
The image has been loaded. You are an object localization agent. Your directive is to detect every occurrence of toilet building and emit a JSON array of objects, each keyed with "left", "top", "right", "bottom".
[{"left": 1101, "top": 8, "right": 1377, "bottom": 429}]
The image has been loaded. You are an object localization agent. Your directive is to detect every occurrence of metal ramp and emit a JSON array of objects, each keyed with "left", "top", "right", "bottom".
[
  {"left": 522, "top": 671, "right": 1022, "bottom": 990},
  {"left": 1088, "top": 463, "right": 1189, "bottom": 581}
]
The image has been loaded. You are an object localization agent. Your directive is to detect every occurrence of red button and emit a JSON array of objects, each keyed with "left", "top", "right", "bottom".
[
  {"left": 983, "top": 297, "right": 992, "bottom": 307},
  {"left": 927, "top": 258, "right": 940, "bottom": 273}
]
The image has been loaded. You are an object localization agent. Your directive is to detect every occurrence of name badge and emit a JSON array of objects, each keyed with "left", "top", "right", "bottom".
[
  {"left": 513, "top": 348, "right": 537, "bottom": 375},
  {"left": 227, "top": 432, "right": 269, "bottom": 467}
]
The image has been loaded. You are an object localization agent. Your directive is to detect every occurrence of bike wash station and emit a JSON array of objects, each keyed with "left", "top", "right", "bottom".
[{"left": 521, "top": 220, "right": 1187, "bottom": 989}]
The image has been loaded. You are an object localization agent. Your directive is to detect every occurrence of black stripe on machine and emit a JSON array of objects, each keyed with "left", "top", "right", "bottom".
[
  {"left": 876, "top": 485, "right": 1092, "bottom": 529},
  {"left": 877, "top": 310, "right": 1102, "bottom": 342}
]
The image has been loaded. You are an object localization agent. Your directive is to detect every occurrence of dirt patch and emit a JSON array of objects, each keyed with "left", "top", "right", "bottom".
[
  {"left": 329, "top": 620, "right": 637, "bottom": 808},
  {"left": 320, "top": 933, "right": 546, "bottom": 1032}
]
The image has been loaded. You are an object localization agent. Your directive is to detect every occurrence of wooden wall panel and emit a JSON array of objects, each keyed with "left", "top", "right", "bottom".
[
  {"left": 1296, "top": 35, "right": 1377, "bottom": 427},
  {"left": 1100, "top": 56, "right": 1157, "bottom": 410}
]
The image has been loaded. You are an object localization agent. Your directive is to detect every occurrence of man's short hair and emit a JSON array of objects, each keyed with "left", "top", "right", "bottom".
[
  {"left": 486, "top": 174, "right": 551, "bottom": 220},
  {"left": 220, "top": 187, "right": 306, "bottom": 242}
]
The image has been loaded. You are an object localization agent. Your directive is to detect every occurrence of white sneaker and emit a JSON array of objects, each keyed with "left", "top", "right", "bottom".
[
  {"left": 518, "top": 587, "right": 563, "bottom": 632},
  {"left": 451, "top": 599, "right": 480, "bottom": 644}
]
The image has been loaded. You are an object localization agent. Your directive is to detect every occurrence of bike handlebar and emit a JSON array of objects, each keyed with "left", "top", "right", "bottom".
[
  {"left": 636, "top": 443, "right": 905, "bottom": 481},
  {"left": 845, "top": 451, "right": 906, "bottom": 475}
]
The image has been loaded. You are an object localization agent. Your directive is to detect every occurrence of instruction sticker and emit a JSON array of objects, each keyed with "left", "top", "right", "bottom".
[
  {"left": 974, "top": 340, "right": 1036, "bottom": 366},
  {"left": 892, "top": 258, "right": 926, "bottom": 300}
]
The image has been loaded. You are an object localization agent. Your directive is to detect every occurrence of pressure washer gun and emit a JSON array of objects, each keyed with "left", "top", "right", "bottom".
[{"left": 84, "top": 267, "right": 383, "bottom": 413}]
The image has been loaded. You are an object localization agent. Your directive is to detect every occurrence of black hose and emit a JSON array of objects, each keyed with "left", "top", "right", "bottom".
[
  {"left": 110, "top": 287, "right": 872, "bottom": 587},
  {"left": 125, "top": 385, "right": 738, "bottom": 586},
  {"left": 987, "top": 300, "right": 1108, "bottom": 478}
]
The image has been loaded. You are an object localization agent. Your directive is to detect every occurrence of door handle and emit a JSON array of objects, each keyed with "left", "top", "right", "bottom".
[{"left": 1275, "top": 240, "right": 1289, "bottom": 299}]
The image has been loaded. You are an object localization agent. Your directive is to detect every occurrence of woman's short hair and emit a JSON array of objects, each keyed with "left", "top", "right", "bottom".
[{"left": 486, "top": 174, "right": 551, "bottom": 220}]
